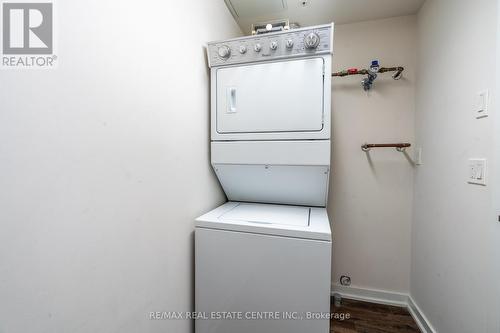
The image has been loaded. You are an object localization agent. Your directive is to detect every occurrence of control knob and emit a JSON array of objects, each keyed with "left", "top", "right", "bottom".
[
  {"left": 239, "top": 45, "right": 247, "bottom": 54},
  {"left": 218, "top": 45, "right": 231, "bottom": 59},
  {"left": 270, "top": 41, "right": 278, "bottom": 50},
  {"left": 254, "top": 43, "right": 262, "bottom": 52},
  {"left": 304, "top": 32, "right": 320, "bottom": 49},
  {"left": 286, "top": 39, "right": 294, "bottom": 49}
]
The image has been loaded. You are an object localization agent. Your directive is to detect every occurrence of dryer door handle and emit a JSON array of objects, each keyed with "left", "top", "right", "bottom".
[{"left": 227, "top": 87, "right": 236, "bottom": 113}]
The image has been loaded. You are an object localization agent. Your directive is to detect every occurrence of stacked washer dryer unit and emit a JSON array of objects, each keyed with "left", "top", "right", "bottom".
[{"left": 196, "top": 24, "right": 334, "bottom": 333}]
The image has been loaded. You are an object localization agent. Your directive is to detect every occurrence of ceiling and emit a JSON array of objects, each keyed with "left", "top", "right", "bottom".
[{"left": 224, "top": 0, "right": 425, "bottom": 34}]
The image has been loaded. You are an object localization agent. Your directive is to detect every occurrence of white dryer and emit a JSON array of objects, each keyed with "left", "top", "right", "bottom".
[
  {"left": 196, "top": 23, "right": 334, "bottom": 333},
  {"left": 209, "top": 24, "right": 333, "bottom": 207}
]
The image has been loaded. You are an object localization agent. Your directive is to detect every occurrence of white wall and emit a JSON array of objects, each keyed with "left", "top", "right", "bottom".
[
  {"left": 0, "top": 1, "right": 240, "bottom": 332},
  {"left": 329, "top": 16, "right": 416, "bottom": 294},
  {"left": 412, "top": 0, "right": 500, "bottom": 332},
  {"left": 495, "top": 3, "right": 500, "bottom": 330}
]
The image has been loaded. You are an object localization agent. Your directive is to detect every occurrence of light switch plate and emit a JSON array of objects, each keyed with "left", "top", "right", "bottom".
[
  {"left": 468, "top": 158, "right": 487, "bottom": 186},
  {"left": 475, "top": 90, "right": 489, "bottom": 119}
]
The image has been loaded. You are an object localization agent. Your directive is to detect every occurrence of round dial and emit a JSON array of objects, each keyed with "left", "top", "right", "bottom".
[
  {"left": 254, "top": 43, "right": 262, "bottom": 52},
  {"left": 218, "top": 45, "right": 231, "bottom": 59},
  {"left": 270, "top": 41, "right": 278, "bottom": 50},
  {"left": 286, "top": 39, "right": 294, "bottom": 49},
  {"left": 304, "top": 32, "right": 320, "bottom": 49},
  {"left": 239, "top": 45, "right": 247, "bottom": 54}
]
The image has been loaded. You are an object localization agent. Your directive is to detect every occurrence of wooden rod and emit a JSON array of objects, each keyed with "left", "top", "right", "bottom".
[{"left": 361, "top": 143, "right": 411, "bottom": 151}]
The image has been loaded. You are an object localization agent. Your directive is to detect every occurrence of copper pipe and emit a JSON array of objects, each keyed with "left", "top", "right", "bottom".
[
  {"left": 332, "top": 66, "right": 404, "bottom": 78},
  {"left": 332, "top": 69, "right": 370, "bottom": 77}
]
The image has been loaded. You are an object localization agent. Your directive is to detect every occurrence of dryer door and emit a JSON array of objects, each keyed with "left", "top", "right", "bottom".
[{"left": 215, "top": 57, "right": 324, "bottom": 134}]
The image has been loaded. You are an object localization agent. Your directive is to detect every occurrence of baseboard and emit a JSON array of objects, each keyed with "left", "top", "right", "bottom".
[
  {"left": 331, "top": 285, "right": 436, "bottom": 333},
  {"left": 407, "top": 296, "right": 437, "bottom": 333},
  {"left": 332, "top": 284, "right": 408, "bottom": 307}
]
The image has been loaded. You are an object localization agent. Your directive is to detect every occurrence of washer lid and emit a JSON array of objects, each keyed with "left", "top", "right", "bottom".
[
  {"left": 219, "top": 203, "right": 310, "bottom": 227},
  {"left": 195, "top": 202, "right": 331, "bottom": 241}
]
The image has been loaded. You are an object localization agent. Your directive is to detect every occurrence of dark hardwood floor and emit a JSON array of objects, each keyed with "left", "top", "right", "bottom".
[{"left": 331, "top": 298, "right": 421, "bottom": 333}]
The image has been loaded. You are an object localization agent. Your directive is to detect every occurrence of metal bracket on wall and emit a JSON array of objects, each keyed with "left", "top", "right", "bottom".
[{"left": 362, "top": 143, "right": 420, "bottom": 167}]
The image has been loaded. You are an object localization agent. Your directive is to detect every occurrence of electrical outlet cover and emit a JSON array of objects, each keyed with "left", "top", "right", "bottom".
[{"left": 468, "top": 158, "right": 487, "bottom": 186}]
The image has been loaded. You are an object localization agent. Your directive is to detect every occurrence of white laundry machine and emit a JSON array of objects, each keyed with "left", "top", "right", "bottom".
[{"left": 196, "top": 23, "right": 334, "bottom": 333}]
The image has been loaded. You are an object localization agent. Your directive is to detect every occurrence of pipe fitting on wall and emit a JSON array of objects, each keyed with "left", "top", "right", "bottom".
[{"left": 332, "top": 60, "right": 405, "bottom": 91}]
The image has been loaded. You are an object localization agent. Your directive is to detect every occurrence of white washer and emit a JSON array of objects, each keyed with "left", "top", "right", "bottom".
[{"left": 195, "top": 202, "right": 331, "bottom": 333}]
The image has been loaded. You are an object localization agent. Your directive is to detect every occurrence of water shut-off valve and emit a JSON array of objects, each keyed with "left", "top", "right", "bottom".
[{"left": 361, "top": 60, "right": 379, "bottom": 91}]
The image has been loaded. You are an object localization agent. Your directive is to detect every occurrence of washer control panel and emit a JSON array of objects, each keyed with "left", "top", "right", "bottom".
[{"left": 207, "top": 24, "right": 333, "bottom": 67}]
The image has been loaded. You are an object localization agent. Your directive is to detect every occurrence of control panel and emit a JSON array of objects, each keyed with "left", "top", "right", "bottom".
[{"left": 207, "top": 24, "right": 333, "bottom": 67}]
